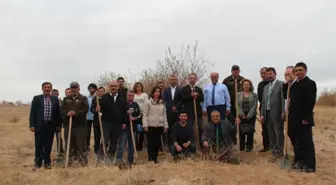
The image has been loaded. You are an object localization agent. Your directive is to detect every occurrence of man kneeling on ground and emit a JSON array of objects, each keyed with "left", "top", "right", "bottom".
[
  {"left": 170, "top": 110, "right": 196, "bottom": 160},
  {"left": 201, "top": 110, "right": 236, "bottom": 162}
]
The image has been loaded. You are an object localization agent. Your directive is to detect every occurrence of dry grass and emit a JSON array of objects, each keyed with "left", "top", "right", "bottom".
[{"left": 0, "top": 105, "right": 335, "bottom": 185}]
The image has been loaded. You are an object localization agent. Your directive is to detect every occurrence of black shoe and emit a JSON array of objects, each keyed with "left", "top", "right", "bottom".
[
  {"left": 44, "top": 165, "right": 52, "bottom": 170},
  {"left": 303, "top": 168, "right": 316, "bottom": 173},
  {"left": 291, "top": 162, "right": 304, "bottom": 170},
  {"left": 32, "top": 165, "right": 40, "bottom": 171},
  {"left": 245, "top": 149, "right": 252, "bottom": 152}
]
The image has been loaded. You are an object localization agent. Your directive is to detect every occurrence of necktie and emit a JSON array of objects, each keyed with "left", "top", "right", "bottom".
[
  {"left": 111, "top": 95, "right": 115, "bottom": 104},
  {"left": 267, "top": 82, "right": 273, "bottom": 109},
  {"left": 211, "top": 83, "right": 216, "bottom": 105},
  {"left": 191, "top": 85, "right": 195, "bottom": 92}
]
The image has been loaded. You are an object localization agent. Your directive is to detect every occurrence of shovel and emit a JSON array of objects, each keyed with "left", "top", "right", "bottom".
[
  {"left": 193, "top": 99, "right": 202, "bottom": 155},
  {"left": 229, "top": 79, "right": 241, "bottom": 164},
  {"left": 54, "top": 131, "right": 64, "bottom": 167},
  {"left": 65, "top": 116, "right": 72, "bottom": 168},
  {"left": 278, "top": 82, "right": 292, "bottom": 169}
]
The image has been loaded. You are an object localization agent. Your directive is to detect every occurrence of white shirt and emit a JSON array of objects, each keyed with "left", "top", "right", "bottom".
[
  {"left": 190, "top": 84, "right": 195, "bottom": 92},
  {"left": 109, "top": 93, "right": 118, "bottom": 102},
  {"left": 171, "top": 86, "right": 176, "bottom": 100}
]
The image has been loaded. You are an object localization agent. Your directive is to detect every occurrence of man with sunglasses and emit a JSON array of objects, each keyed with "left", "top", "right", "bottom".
[{"left": 288, "top": 62, "right": 317, "bottom": 173}]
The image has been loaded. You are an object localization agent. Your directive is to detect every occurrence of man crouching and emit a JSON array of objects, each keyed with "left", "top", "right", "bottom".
[
  {"left": 201, "top": 110, "right": 236, "bottom": 162},
  {"left": 170, "top": 110, "right": 196, "bottom": 161}
]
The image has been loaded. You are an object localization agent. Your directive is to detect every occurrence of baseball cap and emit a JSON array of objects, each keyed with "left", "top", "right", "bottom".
[
  {"left": 231, "top": 65, "right": 240, "bottom": 70},
  {"left": 70, "top": 81, "right": 79, "bottom": 88}
]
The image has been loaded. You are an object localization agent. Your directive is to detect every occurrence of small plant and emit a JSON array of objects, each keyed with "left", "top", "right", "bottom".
[{"left": 9, "top": 116, "right": 20, "bottom": 123}]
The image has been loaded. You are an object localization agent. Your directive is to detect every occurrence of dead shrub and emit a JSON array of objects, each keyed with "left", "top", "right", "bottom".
[
  {"left": 9, "top": 116, "right": 20, "bottom": 123},
  {"left": 317, "top": 88, "right": 336, "bottom": 107}
]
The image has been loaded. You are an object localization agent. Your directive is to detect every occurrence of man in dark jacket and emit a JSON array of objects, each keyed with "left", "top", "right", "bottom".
[
  {"left": 51, "top": 89, "right": 64, "bottom": 155},
  {"left": 222, "top": 65, "right": 245, "bottom": 144},
  {"left": 180, "top": 73, "right": 204, "bottom": 146},
  {"left": 170, "top": 110, "right": 196, "bottom": 160},
  {"left": 90, "top": 86, "right": 105, "bottom": 157},
  {"left": 61, "top": 82, "right": 89, "bottom": 167},
  {"left": 163, "top": 74, "right": 182, "bottom": 146},
  {"left": 117, "top": 90, "right": 141, "bottom": 165},
  {"left": 202, "top": 110, "right": 235, "bottom": 162},
  {"left": 257, "top": 67, "right": 270, "bottom": 152},
  {"left": 29, "top": 82, "right": 62, "bottom": 170},
  {"left": 288, "top": 62, "right": 317, "bottom": 173},
  {"left": 117, "top": 77, "right": 128, "bottom": 98},
  {"left": 98, "top": 80, "right": 128, "bottom": 163}
]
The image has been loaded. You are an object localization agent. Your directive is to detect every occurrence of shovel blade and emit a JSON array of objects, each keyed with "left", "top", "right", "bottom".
[
  {"left": 226, "top": 156, "right": 241, "bottom": 165},
  {"left": 277, "top": 155, "right": 291, "bottom": 169},
  {"left": 54, "top": 155, "right": 65, "bottom": 168}
]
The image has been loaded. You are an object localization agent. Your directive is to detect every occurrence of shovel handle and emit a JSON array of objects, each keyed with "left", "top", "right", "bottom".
[
  {"left": 234, "top": 79, "right": 240, "bottom": 151},
  {"left": 130, "top": 121, "right": 138, "bottom": 159},
  {"left": 65, "top": 116, "right": 72, "bottom": 168},
  {"left": 96, "top": 96, "right": 107, "bottom": 157}
]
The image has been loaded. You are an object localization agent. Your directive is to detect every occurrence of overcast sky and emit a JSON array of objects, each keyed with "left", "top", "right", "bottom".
[{"left": 0, "top": 0, "right": 335, "bottom": 102}]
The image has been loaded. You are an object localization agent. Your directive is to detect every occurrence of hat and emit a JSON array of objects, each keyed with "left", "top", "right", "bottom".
[
  {"left": 231, "top": 65, "right": 240, "bottom": 70},
  {"left": 70, "top": 81, "right": 79, "bottom": 88}
]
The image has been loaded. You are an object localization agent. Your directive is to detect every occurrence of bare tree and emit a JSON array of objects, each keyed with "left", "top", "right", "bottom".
[
  {"left": 139, "top": 41, "right": 211, "bottom": 93},
  {"left": 15, "top": 100, "right": 23, "bottom": 106},
  {"left": 96, "top": 70, "right": 132, "bottom": 92}
]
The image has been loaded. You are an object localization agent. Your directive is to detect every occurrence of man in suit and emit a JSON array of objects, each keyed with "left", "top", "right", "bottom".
[
  {"left": 222, "top": 65, "right": 245, "bottom": 144},
  {"left": 202, "top": 72, "right": 231, "bottom": 121},
  {"left": 288, "top": 62, "right": 317, "bottom": 173},
  {"left": 61, "top": 82, "right": 89, "bottom": 167},
  {"left": 51, "top": 89, "right": 64, "bottom": 155},
  {"left": 257, "top": 67, "right": 270, "bottom": 152},
  {"left": 180, "top": 73, "right": 204, "bottom": 145},
  {"left": 260, "top": 67, "right": 285, "bottom": 158},
  {"left": 157, "top": 80, "right": 165, "bottom": 98},
  {"left": 29, "top": 82, "right": 62, "bottom": 170},
  {"left": 163, "top": 74, "right": 182, "bottom": 146},
  {"left": 97, "top": 80, "right": 128, "bottom": 163},
  {"left": 202, "top": 110, "right": 235, "bottom": 162}
]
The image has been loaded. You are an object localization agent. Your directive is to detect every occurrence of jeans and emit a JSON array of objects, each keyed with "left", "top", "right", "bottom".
[{"left": 116, "top": 129, "right": 134, "bottom": 163}]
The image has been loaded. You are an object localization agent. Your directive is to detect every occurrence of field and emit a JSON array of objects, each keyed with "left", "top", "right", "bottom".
[{"left": 0, "top": 105, "right": 335, "bottom": 185}]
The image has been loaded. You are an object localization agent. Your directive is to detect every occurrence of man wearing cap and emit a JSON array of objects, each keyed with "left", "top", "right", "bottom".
[
  {"left": 61, "top": 82, "right": 89, "bottom": 167},
  {"left": 86, "top": 83, "right": 98, "bottom": 152},
  {"left": 222, "top": 65, "right": 245, "bottom": 144}
]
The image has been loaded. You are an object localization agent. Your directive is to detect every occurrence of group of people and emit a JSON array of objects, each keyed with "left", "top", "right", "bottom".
[{"left": 29, "top": 62, "right": 317, "bottom": 173}]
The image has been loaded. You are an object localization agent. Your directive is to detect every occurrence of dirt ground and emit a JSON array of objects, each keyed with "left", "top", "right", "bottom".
[{"left": 0, "top": 105, "right": 335, "bottom": 185}]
